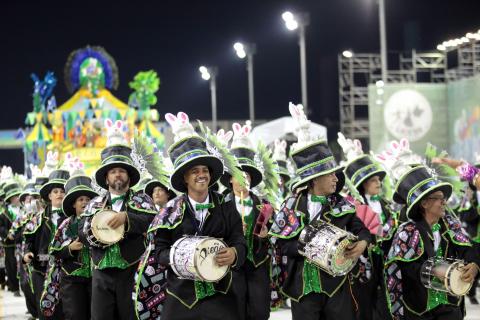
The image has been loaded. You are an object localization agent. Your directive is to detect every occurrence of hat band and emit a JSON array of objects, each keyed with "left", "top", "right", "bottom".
[
  {"left": 297, "top": 156, "right": 338, "bottom": 179},
  {"left": 102, "top": 155, "right": 133, "bottom": 166},
  {"left": 407, "top": 179, "right": 438, "bottom": 205},
  {"left": 351, "top": 164, "right": 381, "bottom": 186},
  {"left": 174, "top": 149, "right": 210, "bottom": 168},
  {"left": 237, "top": 157, "right": 256, "bottom": 168}
]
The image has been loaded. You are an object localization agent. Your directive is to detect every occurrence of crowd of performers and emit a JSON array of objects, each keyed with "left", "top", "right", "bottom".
[{"left": 1, "top": 104, "right": 480, "bottom": 320}]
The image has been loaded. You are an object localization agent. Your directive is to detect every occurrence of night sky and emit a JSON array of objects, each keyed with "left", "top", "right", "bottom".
[{"left": 1, "top": 0, "right": 479, "bottom": 172}]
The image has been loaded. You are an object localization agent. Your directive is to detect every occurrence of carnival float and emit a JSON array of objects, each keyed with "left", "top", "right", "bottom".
[{"left": 23, "top": 46, "right": 164, "bottom": 176}]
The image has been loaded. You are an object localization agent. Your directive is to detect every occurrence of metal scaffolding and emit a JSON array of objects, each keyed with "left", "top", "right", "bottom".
[{"left": 337, "top": 48, "right": 464, "bottom": 146}]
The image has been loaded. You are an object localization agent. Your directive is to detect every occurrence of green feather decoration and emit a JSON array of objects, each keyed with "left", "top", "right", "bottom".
[
  {"left": 256, "top": 141, "right": 281, "bottom": 206},
  {"left": 424, "top": 143, "right": 464, "bottom": 195},
  {"left": 131, "top": 129, "right": 170, "bottom": 188},
  {"left": 197, "top": 120, "right": 245, "bottom": 188}
]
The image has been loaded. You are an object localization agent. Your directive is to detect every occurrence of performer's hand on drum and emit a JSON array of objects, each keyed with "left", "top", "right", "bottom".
[
  {"left": 23, "top": 252, "right": 34, "bottom": 264},
  {"left": 460, "top": 263, "right": 479, "bottom": 283},
  {"left": 215, "top": 247, "right": 236, "bottom": 266},
  {"left": 69, "top": 238, "right": 83, "bottom": 251},
  {"left": 107, "top": 211, "right": 127, "bottom": 229},
  {"left": 344, "top": 240, "right": 368, "bottom": 259}
]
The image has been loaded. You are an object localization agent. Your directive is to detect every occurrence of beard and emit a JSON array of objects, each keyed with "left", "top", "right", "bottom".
[{"left": 110, "top": 178, "right": 129, "bottom": 192}]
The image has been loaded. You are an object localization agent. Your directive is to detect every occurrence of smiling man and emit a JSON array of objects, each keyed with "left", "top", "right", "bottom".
[
  {"left": 136, "top": 113, "right": 246, "bottom": 320},
  {"left": 386, "top": 166, "right": 480, "bottom": 320}
]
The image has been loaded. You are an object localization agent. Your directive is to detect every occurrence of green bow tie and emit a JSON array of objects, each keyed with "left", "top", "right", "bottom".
[
  {"left": 431, "top": 223, "right": 441, "bottom": 233},
  {"left": 51, "top": 208, "right": 63, "bottom": 214},
  {"left": 370, "top": 195, "right": 381, "bottom": 201},
  {"left": 195, "top": 203, "right": 213, "bottom": 211},
  {"left": 310, "top": 195, "right": 328, "bottom": 205},
  {"left": 111, "top": 195, "right": 126, "bottom": 203},
  {"left": 240, "top": 199, "right": 253, "bottom": 207}
]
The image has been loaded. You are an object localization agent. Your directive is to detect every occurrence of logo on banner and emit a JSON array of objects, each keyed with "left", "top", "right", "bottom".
[{"left": 383, "top": 89, "right": 432, "bottom": 141}]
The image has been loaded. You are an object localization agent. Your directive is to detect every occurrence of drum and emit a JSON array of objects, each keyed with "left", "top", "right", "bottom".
[
  {"left": 84, "top": 210, "right": 124, "bottom": 247},
  {"left": 298, "top": 221, "right": 358, "bottom": 276},
  {"left": 169, "top": 236, "right": 229, "bottom": 282},
  {"left": 420, "top": 258, "right": 472, "bottom": 296}
]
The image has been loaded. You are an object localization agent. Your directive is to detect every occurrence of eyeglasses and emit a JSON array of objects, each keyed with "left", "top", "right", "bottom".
[{"left": 426, "top": 196, "right": 447, "bottom": 202}]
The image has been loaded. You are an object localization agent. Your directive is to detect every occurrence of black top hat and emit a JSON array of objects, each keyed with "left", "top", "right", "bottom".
[
  {"left": 144, "top": 178, "right": 176, "bottom": 201},
  {"left": 35, "top": 176, "right": 49, "bottom": 187},
  {"left": 344, "top": 155, "right": 386, "bottom": 190},
  {"left": 95, "top": 145, "right": 140, "bottom": 190},
  {"left": 290, "top": 141, "right": 345, "bottom": 193},
  {"left": 3, "top": 181, "right": 22, "bottom": 202},
  {"left": 393, "top": 165, "right": 452, "bottom": 220},
  {"left": 20, "top": 182, "right": 39, "bottom": 203},
  {"left": 168, "top": 136, "right": 223, "bottom": 193},
  {"left": 62, "top": 175, "right": 98, "bottom": 216},
  {"left": 39, "top": 169, "right": 70, "bottom": 201},
  {"left": 220, "top": 147, "right": 263, "bottom": 189}
]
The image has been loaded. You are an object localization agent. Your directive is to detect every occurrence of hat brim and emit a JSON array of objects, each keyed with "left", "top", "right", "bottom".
[
  {"left": 220, "top": 165, "right": 263, "bottom": 189},
  {"left": 406, "top": 183, "right": 453, "bottom": 220},
  {"left": 353, "top": 170, "right": 387, "bottom": 189},
  {"left": 170, "top": 155, "right": 224, "bottom": 193},
  {"left": 291, "top": 166, "right": 345, "bottom": 193},
  {"left": 144, "top": 181, "right": 176, "bottom": 201},
  {"left": 95, "top": 162, "right": 140, "bottom": 190},
  {"left": 4, "top": 190, "right": 22, "bottom": 203},
  {"left": 62, "top": 188, "right": 99, "bottom": 216},
  {"left": 20, "top": 191, "right": 40, "bottom": 203},
  {"left": 40, "top": 181, "right": 66, "bottom": 202}
]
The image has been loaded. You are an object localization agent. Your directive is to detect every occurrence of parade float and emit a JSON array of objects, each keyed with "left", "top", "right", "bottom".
[{"left": 23, "top": 46, "right": 164, "bottom": 176}]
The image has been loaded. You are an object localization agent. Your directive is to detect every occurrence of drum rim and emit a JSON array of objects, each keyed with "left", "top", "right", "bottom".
[
  {"left": 91, "top": 210, "right": 125, "bottom": 245},
  {"left": 193, "top": 237, "right": 229, "bottom": 282},
  {"left": 445, "top": 261, "right": 472, "bottom": 296}
]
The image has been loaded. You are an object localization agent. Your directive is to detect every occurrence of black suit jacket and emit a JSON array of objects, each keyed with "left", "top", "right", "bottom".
[{"left": 153, "top": 191, "right": 247, "bottom": 308}]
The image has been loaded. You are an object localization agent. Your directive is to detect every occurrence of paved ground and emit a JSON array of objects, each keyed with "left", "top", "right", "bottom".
[{"left": 1, "top": 288, "right": 479, "bottom": 319}]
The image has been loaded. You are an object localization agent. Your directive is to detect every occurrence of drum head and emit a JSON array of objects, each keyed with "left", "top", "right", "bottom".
[
  {"left": 91, "top": 210, "right": 124, "bottom": 245},
  {"left": 330, "top": 238, "right": 356, "bottom": 276},
  {"left": 447, "top": 265, "right": 472, "bottom": 296},
  {"left": 194, "top": 238, "right": 229, "bottom": 282}
]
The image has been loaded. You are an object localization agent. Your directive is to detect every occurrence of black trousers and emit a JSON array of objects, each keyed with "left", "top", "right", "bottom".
[
  {"left": 19, "top": 266, "right": 38, "bottom": 317},
  {"left": 60, "top": 273, "right": 92, "bottom": 320},
  {"left": 5, "top": 246, "right": 19, "bottom": 291},
  {"left": 352, "top": 253, "right": 391, "bottom": 320},
  {"left": 162, "top": 289, "right": 241, "bottom": 320},
  {"left": 32, "top": 270, "right": 64, "bottom": 320},
  {"left": 404, "top": 304, "right": 463, "bottom": 320},
  {"left": 291, "top": 281, "right": 356, "bottom": 320},
  {"left": 0, "top": 267, "right": 5, "bottom": 286},
  {"left": 232, "top": 260, "right": 271, "bottom": 320},
  {"left": 91, "top": 265, "right": 137, "bottom": 320}
]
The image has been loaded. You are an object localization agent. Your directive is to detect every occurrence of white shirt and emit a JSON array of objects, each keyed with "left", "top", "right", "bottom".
[
  {"left": 51, "top": 206, "right": 62, "bottom": 227},
  {"left": 365, "top": 194, "right": 383, "bottom": 215},
  {"left": 307, "top": 194, "right": 323, "bottom": 222},
  {"left": 188, "top": 195, "right": 210, "bottom": 231},
  {"left": 110, "top": 193, "right": 125, "bottom": 213},
  {"left": 433, "top": 229, "right": 441, "bottom": 252},
  {"left": 234, "top": 195, "right": 253, "bottom": 217}
]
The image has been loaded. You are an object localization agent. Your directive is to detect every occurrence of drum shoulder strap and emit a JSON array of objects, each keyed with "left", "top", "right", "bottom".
[
  {"left": 329, "top": 195, "right": 356, "bottom": 217},
  {"left": 81, "top": 195, "right": 105, "bottom": 217},
  {"left": 442, "top": 211, "right": 472, "bottom": 246},
  {"left": 49, "top": 217, "right": 72, "bottom": 253},
  {"left": 269, "top": 194, "right": 305, "bottom": 239},
  {"left": 127, "top": 191, "right": 158, "bottom": 215},
  {"left": 386, "top": 221, "right": 424, "bottom": 265},
  {"left": 148, "top": 196, "right": 186, "bottom": 233}
]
